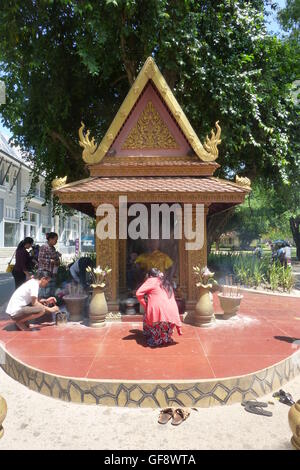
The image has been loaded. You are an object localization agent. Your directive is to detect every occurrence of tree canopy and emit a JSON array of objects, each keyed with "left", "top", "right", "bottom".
[
  {"left": 278, "top": 0, "right": 300, "bottom": 43},
  {"left": 0, "top": 0, "right": 298, "bottom": 193}
]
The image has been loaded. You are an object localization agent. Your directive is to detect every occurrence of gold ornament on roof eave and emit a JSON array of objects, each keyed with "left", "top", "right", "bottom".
[
  {"left": 51, "top": 176, "right": 67, "bottom": 190},
  {"left": 235, "top": 175, "right": 251, "bottom": 188},
  {"left": 203, "top": 121, "right": 222, "bottom": 159},
  {"left": 79, "top": 122, "right": 98, "bottom": 164}
]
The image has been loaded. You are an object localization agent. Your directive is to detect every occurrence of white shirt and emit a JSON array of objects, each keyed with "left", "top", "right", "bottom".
[
  {"left": 284, "top": 246, "right": 291, "bottom": 258},
  {"left": 6, "top": 278, "right": 39, "bottom": 317}
]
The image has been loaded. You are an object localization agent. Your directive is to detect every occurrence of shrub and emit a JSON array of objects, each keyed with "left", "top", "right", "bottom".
[{"left": 209, "top": 252, "right": 294, "bottom": 292}]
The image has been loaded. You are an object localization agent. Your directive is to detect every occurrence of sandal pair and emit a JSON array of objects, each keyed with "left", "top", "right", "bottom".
[
  {"left": 158, "top": 407, "right": 191, "bottom": 425},
  {"left": 241, "top": 401, "right": 273, "bottom": 417}
]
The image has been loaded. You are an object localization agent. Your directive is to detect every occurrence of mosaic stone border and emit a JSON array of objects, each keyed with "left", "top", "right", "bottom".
[{"left": 1, "top": 344, "right": 300, "bottom": 408}]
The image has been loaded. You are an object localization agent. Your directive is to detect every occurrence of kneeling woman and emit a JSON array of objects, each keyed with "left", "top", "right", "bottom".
[{"left": 136, "top": 268, "right": 182, "bottom": 347}]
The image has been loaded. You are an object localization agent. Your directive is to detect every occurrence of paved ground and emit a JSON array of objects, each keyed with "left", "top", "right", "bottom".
[
  {"left": 0, "top": 273, "right": 14, "bottom": 306},
  {"left": 0, "top": 366, "right": 299, "bottom": 450},
  {"left": 0, "top": 268, "right": 299, "bottom": 450}
]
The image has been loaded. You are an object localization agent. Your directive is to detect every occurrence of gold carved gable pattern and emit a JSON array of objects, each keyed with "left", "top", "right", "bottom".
[{"left": 122, "top": 100, "right": 179, "bottom": 150}]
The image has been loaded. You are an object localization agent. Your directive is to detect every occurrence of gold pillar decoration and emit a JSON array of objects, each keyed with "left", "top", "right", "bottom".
[
  {"left": 186, "top": 205, "right": 209, "bottom": 307},
  {"left": 178, "top": 204, "right": 187, "bottom": 297},
  {"left": 95, "top": 207, "right": 119, "bottom": 304}
]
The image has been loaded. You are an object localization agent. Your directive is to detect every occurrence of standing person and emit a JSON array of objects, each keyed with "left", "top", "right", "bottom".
[
  {"left": 283, "top": 243, "right": 292, "bottom": 267},
  {"left": 12, "top": 237, "right": 34, "bottom": 289},
  {"left": 69, "top": 256, "right": 93, "bottom": 289},
  {"left": 38, "top": 232, "right": 61, "bottom": 296},
  {"left": 6, "top": 270, "right": 59, "bottom": 331},
  {"left": 277, "top": 245, "right": 285, "bottom": 265},
  {"left": 136, "top": 268, "right": 182, "bottom": 347}
]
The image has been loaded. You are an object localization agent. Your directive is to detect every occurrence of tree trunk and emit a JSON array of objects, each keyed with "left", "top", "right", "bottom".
[
  {"left": 207, "top": 207, "right": 235, "bottom": 254},
  {"left": 290, "top": 216, "right": 300, "bottom": 260}
]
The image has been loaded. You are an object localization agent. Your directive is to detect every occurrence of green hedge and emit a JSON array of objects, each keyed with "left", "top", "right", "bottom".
[{"left": 208, "top": 252, "right": 295, "bottom": 292}]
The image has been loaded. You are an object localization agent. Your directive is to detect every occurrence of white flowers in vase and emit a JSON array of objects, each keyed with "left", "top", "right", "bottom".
[{"left": 86, "top": 265, "right": 112, "bottom": 288}]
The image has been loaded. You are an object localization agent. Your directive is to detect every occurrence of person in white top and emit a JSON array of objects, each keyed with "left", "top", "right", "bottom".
[
  {"left": 283, "top": 244, "right": 292, "bottom": 266},
  {"left": 6, "top": 270, "right": 59, "bottom": 331}
]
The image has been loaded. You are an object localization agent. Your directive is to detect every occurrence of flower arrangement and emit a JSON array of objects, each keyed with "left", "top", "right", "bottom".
[
  {"left": 86, "top": 265, "right": 112, "bottom": 288},
  {"left": 193, "top": 266, "right": 219, "bottom": 290}
]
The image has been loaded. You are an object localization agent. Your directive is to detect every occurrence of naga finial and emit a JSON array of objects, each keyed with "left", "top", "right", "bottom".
[
  {"left": 235, "top": 175, "right": 251, "bottom": 189},
  {"left": 203, "top": 121, "right": 222, "bottom": 159},
  {"left": 79, "top": 122, "right": 98, "bottom": 163},
  {"left": 51, "top": 176, "right": 67, "bottom": 190}
]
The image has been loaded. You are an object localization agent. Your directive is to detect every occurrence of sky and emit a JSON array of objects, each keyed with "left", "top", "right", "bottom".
[{"left": 0, "top": 0, "right": 287, "bottom": 140}]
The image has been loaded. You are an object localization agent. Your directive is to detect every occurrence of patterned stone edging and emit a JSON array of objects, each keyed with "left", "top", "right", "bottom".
[{"left": 1, "top": 345, "right": 300, "bottom": 408}]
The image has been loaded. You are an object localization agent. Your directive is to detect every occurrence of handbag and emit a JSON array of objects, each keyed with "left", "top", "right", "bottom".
[{"left": 6, "top": 250, "right": 16, "bottom": 273}]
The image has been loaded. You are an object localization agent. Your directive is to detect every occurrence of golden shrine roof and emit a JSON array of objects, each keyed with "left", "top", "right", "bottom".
[
  {"left": 54, "top": 176, "right": 250, "bottom": 204},
  {"left": 88, "top": 156, "right": 219, "bottom": 177},
  {"left": 78, "top": 57, "right": 222, "bottom": 165}
]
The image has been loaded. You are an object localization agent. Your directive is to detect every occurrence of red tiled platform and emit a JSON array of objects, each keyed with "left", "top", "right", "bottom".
[{"left": 1, "top": 292, "right": 300, "bottom": 407}]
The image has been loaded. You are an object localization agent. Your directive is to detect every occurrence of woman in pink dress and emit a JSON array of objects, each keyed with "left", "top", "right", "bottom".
[{"left": 136, "top": 268, "right": 182, "bottom": 347}]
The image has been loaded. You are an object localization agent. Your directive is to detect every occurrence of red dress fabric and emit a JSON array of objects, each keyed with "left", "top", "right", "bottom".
[{"left": 136, "top": 277, "right": 182, "bottom": 329}]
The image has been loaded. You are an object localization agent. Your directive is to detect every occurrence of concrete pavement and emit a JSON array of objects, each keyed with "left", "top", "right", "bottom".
[
  {"left": 0, "top": 273, "right": 14, "bottom": 307},
  {"left": 0, "top": 367, "right": 299, "bottom": 450}
]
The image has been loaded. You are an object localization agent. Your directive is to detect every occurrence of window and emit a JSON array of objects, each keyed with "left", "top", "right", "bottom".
[
  {"left": 42, "top": 214, "right": 51, "bottom": 227},
  {"left": 5, "top": 206, "right": 17, "bottom": 220},
  {"left": 24, "top": 224, "right": 37, "bottom": 239},
  {"left": 30, "top": 212, "right": 37, "bottom": 223},
  {"left": 24, "top": 211, "right": 37, "bottom": 223},
  {"left": 63, "top": 229, "right": 72, "bottom": 245},
  {"left": 23, "top": 210, "right": 38, "bottom": 240},
  {"left": 42, "top": 226, "right": 51, "bottom": 236},
  {"left": 4, "top": 222, "right": 19, "bottom": 247},
  {"left": 40, "top": 184, "right": 45, "bottom": 199}
]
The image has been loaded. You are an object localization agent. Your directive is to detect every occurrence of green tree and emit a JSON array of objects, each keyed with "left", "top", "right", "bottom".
[
  {"left": 0, "top": 1, "right": 298, "bottom": 184},
  {"left": 219, "top": 179, "right": 300, "bottom": 256},
  {"left": 0, "top": 1, "right": 299, "bottom": 250},
  {"left": 278, "top": 0, "right": 300, "bottom": 43}
]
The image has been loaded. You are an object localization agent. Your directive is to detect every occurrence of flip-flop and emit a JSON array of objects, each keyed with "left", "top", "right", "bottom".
[
  {"left": 243, "top": 402, "right": 272, "bottom": 417},
  {"left": 158, "top": 408, "right": 174, "bottom": 425},
  {"left": 273, "top": 390, "right": 295, "bottom": 406},
  {"left": 171, "top": 408, "right": 190, "bottom": 426},
  {"left": 241, "top": 401, "right": 268, "bottom": 408}
]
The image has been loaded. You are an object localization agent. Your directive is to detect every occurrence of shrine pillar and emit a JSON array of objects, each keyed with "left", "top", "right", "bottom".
[
  {"left": 185, "top": 204, "right": 209, "bottom": 312},
  {"left": 94, "top": 204, "right": 120, "bottom": 312}
]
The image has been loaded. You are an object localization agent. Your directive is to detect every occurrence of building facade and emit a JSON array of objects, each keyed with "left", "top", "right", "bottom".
[{"left": 0, "top": 132, "right": 94, "bottom": 270}]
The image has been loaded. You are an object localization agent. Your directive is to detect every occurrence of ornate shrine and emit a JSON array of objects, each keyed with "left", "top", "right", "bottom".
[{"left": 54, "top": 57, "right": 250, "bottom": 313}]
